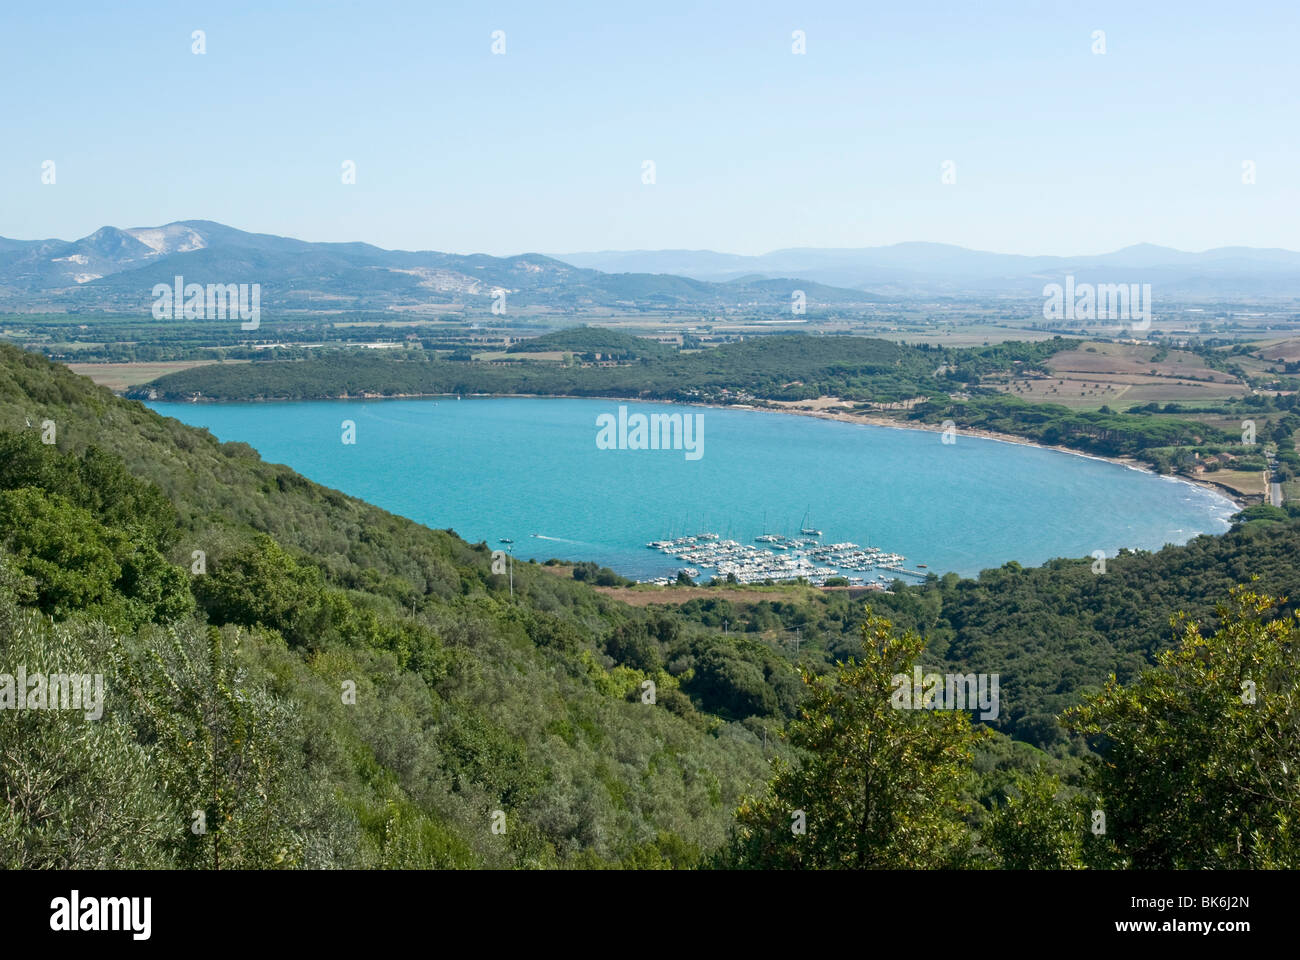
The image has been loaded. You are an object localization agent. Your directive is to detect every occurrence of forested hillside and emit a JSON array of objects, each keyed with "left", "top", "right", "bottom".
[
  {"left": 661, "top": 520, "right": 1300, "bottom": 747},
  {"left": 3, "top": 344, "right": 1297, "bottom": 868},
  {"left": 136, "top": 334, "right": 1062, "bottom": 405},
  {"left": 0, "top": 345, "right": 785, "bottom": 867}
]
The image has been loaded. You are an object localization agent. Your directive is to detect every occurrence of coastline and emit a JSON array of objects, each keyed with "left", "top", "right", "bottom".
[
  {"left": 146, "top": 388, "right": 1246, "bottom": 512},
  {"left": 739, "top": 400, "right": 1247, "bottom": 513}
]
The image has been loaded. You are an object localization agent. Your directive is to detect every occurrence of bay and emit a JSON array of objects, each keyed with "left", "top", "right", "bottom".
[{"left": 147, "top": 397, "right": 1238, "bottom": 580}]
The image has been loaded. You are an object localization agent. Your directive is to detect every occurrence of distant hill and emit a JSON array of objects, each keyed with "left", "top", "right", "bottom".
[
  {"left": 555, "top": 242, "right": 1300, "bottom": 298},
  {"left": 0, "top": 220, "right": 879, "bottom": 314},
  {"left": 134, "top": 332, "right": 946, "bottom": 404},
  {"left": 7, "top": 222, "right": 1295, "bottom": 313}
]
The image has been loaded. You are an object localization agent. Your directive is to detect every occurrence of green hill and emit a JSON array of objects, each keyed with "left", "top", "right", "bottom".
[
  {"left": 136, "top": 332, "right": 956, "bottom": 404},
  {"left": 5, "top": 343, "right": 1300, "bottom": 869},
  {"left": 505, "top": 326, "right": 674, "bottom": 359},
  {"left": 0, "top": 344, "right": 785, "bottom": 868}
]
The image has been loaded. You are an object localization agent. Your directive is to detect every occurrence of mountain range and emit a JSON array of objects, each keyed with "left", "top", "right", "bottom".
[
  {"left": 556, "top": 243, "right": 1300, "bottom": 299},
  {"left": 1, "top": 221, "right": 1297, "bottom": 315},
  {"left": 0, "top": 221, "right": 876, "bottom": 314}
]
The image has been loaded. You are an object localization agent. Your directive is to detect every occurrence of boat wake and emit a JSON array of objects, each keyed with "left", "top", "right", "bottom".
[{"left": 530, "top": 533, "right": 604, "bottom": 549}]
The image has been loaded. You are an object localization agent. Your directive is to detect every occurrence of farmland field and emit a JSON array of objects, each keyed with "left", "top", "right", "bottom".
[
  {"left": 991, "top": 342, "right": 1248, "bottom": 411},
  {"left": 67, "top": 359, "right": 242, "bottom": 391}
]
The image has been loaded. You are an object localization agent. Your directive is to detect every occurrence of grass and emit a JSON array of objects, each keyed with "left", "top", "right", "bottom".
[{"left": 1204, "top": 469, "right": 1269, "bottom": 497}]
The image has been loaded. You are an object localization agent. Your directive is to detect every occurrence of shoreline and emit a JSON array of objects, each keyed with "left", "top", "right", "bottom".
[
  {"left": 145, "top": 388, "right": 1246, "bottom": 512},
  {"left": 742, "top": 401, "right": 1247, "bottom": 513}
]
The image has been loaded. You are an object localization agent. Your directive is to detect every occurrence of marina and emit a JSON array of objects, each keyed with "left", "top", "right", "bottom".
[{"left": 641, "top": 531, "right": 930, "bottom": 587}]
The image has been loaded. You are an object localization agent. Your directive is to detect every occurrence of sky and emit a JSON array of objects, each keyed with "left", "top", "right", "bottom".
[{"left": 1, "top": 0, "right": 1296, "bottom": 257}]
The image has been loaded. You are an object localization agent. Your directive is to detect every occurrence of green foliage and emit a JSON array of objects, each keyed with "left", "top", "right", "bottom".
[
  {"left": 138, "top": 333, "right": 973, "bottom": 406},
  {"left": 507, "top": 326, "right": 674, "bottom": 360},
  {"left": 571, "top": 560, "right": 632, "bottom": 586},
  {"left": 193, "top": 534, "right": 330, "bottom": 646},
  {"left": 0, "top": 345, "right": 784, "bottom": 868},
  {"left": 1234, "top": 504, "right": 1289, "bottom": 525},
  {"left": 984, "top": 769, "right": 1088, "bottom": 869},
  {"left": 845, "top": 521, "right": 1300, "bottom": 748},
  {"left": 724, "top": 612, "right": 989, "bottom": 868},
  {"left": 1064, "top": 586, "right": 1300, "bottom": 868},
  {"left": 0, "top": 431, "right": 178, "bottom": 549},
  {"left": 0, "top": 487, "right": 191, "bottom": 629},
  {"left": 0, "top": 599, "right": 177, "bottom": 868},
  {"left": 910, "top": 393, "right": 1231, "bottom": 461},
  {"left": 0, "top": 429, "right": 191, "bottom": 629},
  {"left": 120, "top": 623, "right": 353, "bottom": 868}
]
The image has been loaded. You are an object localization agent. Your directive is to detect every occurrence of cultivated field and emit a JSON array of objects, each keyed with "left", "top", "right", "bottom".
[
  {"left": 1254, "top": 336, "right": 1300, "bottom": 363},
  {"left": 991, "top": 342, "right": 1248, "bottom": 411},
  {"left": 1049, "top": 343, "right": 1230, "bottom": 380},
  {"left": 471, "top": 350, "right": 569, "bottom": 361},
  {"left": 68, "top": 360, "right": 241, "bottom": 391}
]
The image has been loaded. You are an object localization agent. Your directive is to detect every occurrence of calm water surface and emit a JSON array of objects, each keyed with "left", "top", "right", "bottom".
[{"left": 148, "top": 397, "right": 1237, "bottom": 580}]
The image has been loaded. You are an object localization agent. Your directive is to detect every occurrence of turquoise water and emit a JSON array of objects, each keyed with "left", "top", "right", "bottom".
[{"left": 147, "top": 397, "right": 1237, "bottom": 580}]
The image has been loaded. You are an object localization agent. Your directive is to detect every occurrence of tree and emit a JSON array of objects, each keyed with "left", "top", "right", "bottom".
[
  {"left": 0, "top": 487, "right": 121, "bottom": 618},
  {"left": 984, "top": 768, "right": 1088, "bottom": 869},
  {"left": 1064, "top": 586, "right": 1300, "bottom": 868},
  {"left": 724, "top": 612, "right": 989, "bottom": 868},
  {"left": 0, "top": 598, "right": 178, "bottom": 869},
  {"left": 120, "top": 623, "right": 345, "bottom": 868},
  {"left": 193, "top": 534, "right": 330, "bottom": 647},
  {"left": 0, "top": 486, "right": 191, "bottom": 630}
]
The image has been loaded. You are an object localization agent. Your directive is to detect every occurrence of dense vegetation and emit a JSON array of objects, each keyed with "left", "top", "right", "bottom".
[
  {"left": 725, "top": 589, "right": 1299, "bottom": 869},
  {"left": 0, "top": 345, "right": 787, "bottom": 867},
  {"left": 3, "top": 344, "right": 1297, "bottom": 869},
  {"left": 134, "top": 332, "right": 1068, "bottom": 406},
  {"left": 505, "top": 326, "right": 676, "bottom": 360},
  {"left": 657, "top": 515, "right": 1300, "bottom": 750},
  {"left": 904, "top": 394, "right": 1234, "bottom": 458}
]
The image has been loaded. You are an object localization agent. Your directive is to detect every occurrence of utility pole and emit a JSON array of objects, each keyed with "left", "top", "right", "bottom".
[{"left": 508, "top": 543, "right": 514, "bottom": 599}]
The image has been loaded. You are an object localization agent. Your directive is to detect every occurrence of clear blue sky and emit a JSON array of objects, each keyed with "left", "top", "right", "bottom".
[{"left": 2, "top": 0, "right": 1296, "bottom": 256}]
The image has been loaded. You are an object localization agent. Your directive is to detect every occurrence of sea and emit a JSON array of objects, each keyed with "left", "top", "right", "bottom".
[{"left": 147, "top": 396, "right": 1239, "bottom": 581}]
